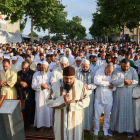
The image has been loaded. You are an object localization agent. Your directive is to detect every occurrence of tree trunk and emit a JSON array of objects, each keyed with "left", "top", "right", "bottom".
[
  {"left": 48, "top": 29, "right": 50, "bottom": 41},
  {"left": 106, "top": 36, "right": 108, "bottom": 42},
  {"left": 114, "top": 26, "right": 116, "bottom": 42},
  {"left": 31, "top": 16, "right": 33, "bottom": 44},
  {"left": 137, "top": 21, "right": 139, "bottom": 44},
  {"left": 133, "top": 28, "right": 134, "bottom": 40}
]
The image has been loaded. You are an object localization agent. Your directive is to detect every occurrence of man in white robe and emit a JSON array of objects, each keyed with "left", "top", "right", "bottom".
[
  {"left": 46, "top": 54, "right": 56, "bottom": 72},
  {"left": 76, "top": 59, "right": 96, "bottom": 135},
  {"left": 109, "top": 59, "right": 138, "bottom": 138},
  {"left": 90, "top": 55, "right": 99, "bottom": 74},
  {"left": 50, "top": 57, "right": 68, "bottom": 85},
  {"left": 32, "top": 61, "right": 52, "bottom": 133},
  {"left": 64, "top": 48, "right": 75, "bottom": 65},
  {"left": 71, "top": 56, "right": 82, "bottom": 71},
  {"left": 11, "top": 56, "right": 21, "bottom": 72},
  {"left": 93, "top": 63, "right": 116, "bottom": 136},
  {"left": 97, "top": 52, "right": 106, "bottom": 66},
  {"left": 46, "top": 66, "right": 90, "bottom": 140}
]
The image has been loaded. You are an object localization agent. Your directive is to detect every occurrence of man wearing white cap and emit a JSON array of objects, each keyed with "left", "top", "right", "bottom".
[
  {"left": 94, "top": 48, "right": 99, "bottom": 56},
  {"left": 71, "top": 56, "right": 82, "bottom": 71},
  {"left": 32, "top": 61, "right": 52, "bottom": 133},
  {"left": 64, "top": 48, "right": 75, "bottom": 65},
  {"left": 50, "top": 56, "right": 68, "bottom": 85},
  {"left": 11, "top": 56, "right": 21, "bottom": 72},
  {"left": 34, "top": 48, "right": 45, "bottom": 62},
  {"left": 0, "top": 53, "right": 3, "bottom": 71},
  {"left": 76, "top": 59, "right": 96, "bottom": 135}
]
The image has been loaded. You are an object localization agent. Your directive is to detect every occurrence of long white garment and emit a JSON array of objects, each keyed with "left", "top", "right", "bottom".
[
  {"left": 32, "top": 71, "right": 53, "bottom": 128},
  {"left": 17, "top": 56, "right": 24, "bottom": 63},
  {"left": 90, "top": 63, "right": 99, "bottom": 74},
  {"left": 46, "top": 79, "right": 90, "bottom": 140},
  {"left": 48, "top": 62, "right": 56, "bottom": 71},
  {"left": 50, "top": 67, "right": 63, "bottom": 85},
  {"left": 97, "top": 58, "right": 106, "bottom": 66},
  {"left": 132, "top": 85, "right": 140, "bottom": 131},
  {"left": 11, "top": 63, "right": 21, "bottom": 72}
]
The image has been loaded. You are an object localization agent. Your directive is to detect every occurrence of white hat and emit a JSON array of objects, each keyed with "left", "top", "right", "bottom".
[
  {"left": 82, "top": 59, "right": 90, "bottom": 65},
  {"left": 95, "top": 48, "right": 98, "bottom": 51},
  {"left": 40, "top": 48, "right": 44, "bottom": 51},
  {"left": 12, "top": 56, "right": 18, "bottom": 60},
  {"left": 41, "top": 61, "right": 48, "bottom": 66},
  {"left": 60, "top": 57, "right": 68, "bottom": 63},
  {"left": 75, "top": 56, "right": 82, "bottom": 61},
  {"left": 10, "top": 53, "right": 13, "bottom": 56},
  {"left": 33, "top": 47, "right": 37, "bottom": 49}
]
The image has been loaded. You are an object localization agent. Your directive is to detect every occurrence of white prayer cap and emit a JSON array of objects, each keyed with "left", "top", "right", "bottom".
[
  {"left": 66, "top": 48, "right": 69, "bottom": 51},
  {"left": 0, "top": 53, "right": 2, "bottom": 58},
  {"left": 33, "top": 47, "right": 37, "bottom": 49},
  {"left": 60, "top": 57, "right": 68, "bottom": 63},
  {"left": 41, "top": 61, "right": 48, "bottom": 66},
  {"left": 40, "top": 48, "right": 44, "bottom": 51},
  {"left": 95, "top": 48, "right": 98, "bottom": 51},
  {"left": 82, "top": 59, "right": 90, "bottom": 65},
  {"left": 10, "top": 53, "right": 13, "bottom": 56},
  {"left": 128, "top": 46, "right": 131, "bottom": 48},
  {"left": 12, "top": 56, "right": 18, "bottom": 60},
  {"left": 66, "top": 45, "right": 68, "bottom": 47},
  {"left": 75, "top": 56, "right": 82, "bottom": 61}
]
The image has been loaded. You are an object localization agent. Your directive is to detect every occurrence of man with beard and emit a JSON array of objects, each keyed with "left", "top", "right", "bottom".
[
  {"left": 109, "top": 59, "right": 138, "bottom": 138},
  {"left": 76, "top": 59, "right": 96, "bottom": 135},
  {"left": 99, "top": 54, "right": 112, "bottom": 69},
  {"left": 64, "top": 48, "right": 75, "bottom": 65},
  {"left": 46, "top": 66, "right": 90, "bottom": 140},
  {"left": 32, "top": 61, "right": 52, "bottom": 133},
  {"left": 16, "top": 61, "right": 35, "bottom": 128},
  {"left": 11, "top": 56, "right": 21, "bottom": 72},
  {"left": 50, "top": 56, "right": 68, "bottom": 85},
  {"left": 71, "top": 56, "right": 82, "bottom": 71}
]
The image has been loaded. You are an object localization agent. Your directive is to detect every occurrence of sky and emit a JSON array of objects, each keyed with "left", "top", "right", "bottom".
[{"left": 23, "top": 0, "right": 97, "bottom": 36}]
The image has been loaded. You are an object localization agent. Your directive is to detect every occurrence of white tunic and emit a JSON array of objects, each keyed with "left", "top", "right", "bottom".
[
  {"left": 32, "top": 71, "right": 52, "bottom": 128},
  {"left": 11, "top": 63, "right": 21, "bottom": 72}
]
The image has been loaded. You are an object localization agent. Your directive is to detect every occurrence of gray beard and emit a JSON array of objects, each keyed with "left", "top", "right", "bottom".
[{"left": 41, "top": 71, "right": 48, "bottom": 75}]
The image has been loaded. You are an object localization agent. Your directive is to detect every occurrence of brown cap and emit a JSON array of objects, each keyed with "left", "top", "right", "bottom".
[{"left": 63, "top": 66, "right": 75, "bottom": 76}]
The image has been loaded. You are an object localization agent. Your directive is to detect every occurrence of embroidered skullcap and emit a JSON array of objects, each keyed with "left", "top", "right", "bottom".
[
  {"left": 82, "top": 59, "right": 90, "bottom": 65},
  {"left": 41, "top": 61, "right": 48, "bottom": 66},
  {"left": 60, "top": 57, "right": 68, "bottom": 63},
  {"left": 63, "top": 66, "right": 75, "bottom": 76}
]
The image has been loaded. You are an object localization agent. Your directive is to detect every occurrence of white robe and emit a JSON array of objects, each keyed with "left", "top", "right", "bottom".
[
  {"left": 97, "top": 58, "right": 106, "bottom": 66},
  {"left": 46, "top": 78, "right": 90, "bottom": 140},
  {"left": 32, "top": 71, "right": 53, "bottom": 128},
  {"left": 90, "top": 63, "right": 99, "bottom": 74},
  {"left": 11, "top": 63, "right": 21, "bottom": 72},
  {"left": 48, "top": 62, "right": 56, "bottom": 71}
]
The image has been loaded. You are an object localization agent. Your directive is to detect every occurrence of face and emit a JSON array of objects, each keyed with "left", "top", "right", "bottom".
[
  {"left": 106, "top": 56, "right": 111, "bottom": 63},
  {"left": 27, "top": 50, "right": 31, "bottom": 55},
  {"left": 82, "top": 64, "right": 90, "bottom": 72},
  {"left": 51, "top": 56, "right": 55, "bottom": 62},
  {"left": 63, "top": 75, "right": 75, "bottom": 85},
  {"left": 40, "top": 55, "right": 44, "bottom": 61},
  {"left": 121, "top": 62, "right": 130, "bottom": 72},
  {"left": 37, "top": 65, "right": 41, "bottom": 71},
  {"left": 46, "top": 57, "right": 51, "bottom": 63},
  {"left": 41, "top": 64, "right": 48, "bottom": 72},
  {"left": 90, "top": 49, "right": 94, "bottom": 54},
  {"left": 25, "top": 57, "right": 31, "bottom": 63},
  {"left": 22, "top": 63, "right": 29, "bottom": 74},
  {"left": 76, "top": 60, "right": 82, "bottom": 66},
  {"left": 78, "top": 53, "right": 83, "bottom": 58},
  {"left": 91, "top": 58, "right": 97, "bottom": 65},
  {"left": 101, "top": 53, "right": 106, "bottom": 60},
  {"left": 12, "top": 60, "right": 17, "bottom": 64},
  {"left": 3, "top": 62, "right": 10, "bottom": 71},
  {"left": 60, "top": 63, "right": 68, "bottom": 70},
  {"left": 113, "top": 59, "right": 117, "bottom": 64},
  {"left": 125, "top": 55, "right": 130, "bottom": 60},
  {"left": 105, "top": 67, "right": 113, "bottom": 76}
]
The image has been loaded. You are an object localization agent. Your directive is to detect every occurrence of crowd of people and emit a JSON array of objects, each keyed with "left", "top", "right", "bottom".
[{"left": 0, "top": 41, "right": 140, "bottom": 139}]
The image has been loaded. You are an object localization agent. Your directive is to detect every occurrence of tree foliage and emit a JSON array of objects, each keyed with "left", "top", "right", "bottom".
[
  {"left": 28, "top": 31, "right": 38, "bottom": 37},
  {"left": 43, "top": 35, "right": 50, "bottom": 41},
  {"left": 51, "top": 35, "right": 63, "bottom": 41}
]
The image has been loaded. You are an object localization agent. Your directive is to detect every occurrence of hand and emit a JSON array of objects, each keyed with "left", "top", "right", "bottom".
[
  {"left": 102, "top": 79, "right": 105, "bottom": 81},
  {"left": 124, "top": 79, "right": 132, "bottom": 86},
  {"left": 20, "top": 81, "right": 28, "bottom": 88},
  {"left": 108, "top": 83, "right": 114, "bottom": 89},
  {"left": 41, "top": 84, "right": 49, "bottom": 90},
  {"left": 0, "top": 81, "right": 7, "bottom": 87},
  {"left": 64, "top": 93, "right": 70, "bottom": 104},
  {"left": 84, "top": 84, "right": 88, "bottom": 90}
]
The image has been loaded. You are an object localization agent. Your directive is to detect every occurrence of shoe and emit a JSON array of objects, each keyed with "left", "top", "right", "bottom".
[
  {"left": 127, "top": 132, "right": 132, "bottom": 138},
  {"left": 132, "top": 133, "right": 137, "bottom": 138},
  {"left": 108, "top": 129, "right": 113, "bottom": 137},
  {"left": 138, "top": 130, "right": 140, "bottom": 138}
]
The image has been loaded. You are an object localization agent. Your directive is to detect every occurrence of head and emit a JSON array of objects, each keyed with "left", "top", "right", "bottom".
[
  {"left": 46, "top": 54, "right": 51, "bottom": 64},
  {"left": 3, "top": 59, "right": 10, "bottom": 71},
  {"left": 105, "top": 54, "right": 111, "bottom": 63},
  {"left": 113, "top": 57, "right": 118, "bottom": 64},
  {"left": 90, "top": 55, "right": 97, "bottom": 66},
  {"left": 125, "top": 53, "right": 130, "bottom": 60},
  {"left": 21, "top": 61, "right": 30, "bottom": 74},
  {"left": 39, "top": 53, "right": 44, "bottom": 61},
  {"left": 105, "top": 63, "right": 114, "bottom": 76},
  {"left": 120, "top": 59, "right": 130, "bottom": 72},
  {"left": 37, "top": 63, "right": 41, "bottom": 71},
  {"left": 82, "top": 59, "right": 90, "bottom": 72},
  {"left": 78, "top": 51, "right": 84, "bottom": 58},
  {"left": 60, "top": 57, "right": 68, "bottom": 70},
  {"left": 75, "top": 57, "right": 82, "bottom": 67},
  {"left": 25, "top": 54, "right": 31, "bottom": 63},
  {"left": 101, "top": 52, "right": 106, "bottom": 60},
  {"left": 51, "top": 54, "right": 55, "bottom": 62},
  {"left": 41, "top": 62, "right": 48, "bottom": 75},
  {"left": 90, "top": 48, "right": 94, "bottom": 54},
  {"left": 66, "top": 49, "right": 69, "bottom": 55},
  {"left": 63, "top": 66, "right": 75, "bottom": 90}
]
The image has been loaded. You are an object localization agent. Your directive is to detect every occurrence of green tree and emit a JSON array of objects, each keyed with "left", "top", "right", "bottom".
[
  {"left": 20, "top": 20, "right": 26, "bottom": 32},
  {"left": 51, "top": 35, "right": 63, "bottom": 41},
  {"left": 43, "top": 35, "right": 50, "bottom": 41},
  {"left": 28, "top": 31, "right": 38, "bottom": 37},
  {"left": 0, "top": 0, "right": 66, "bottom": 43}
]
